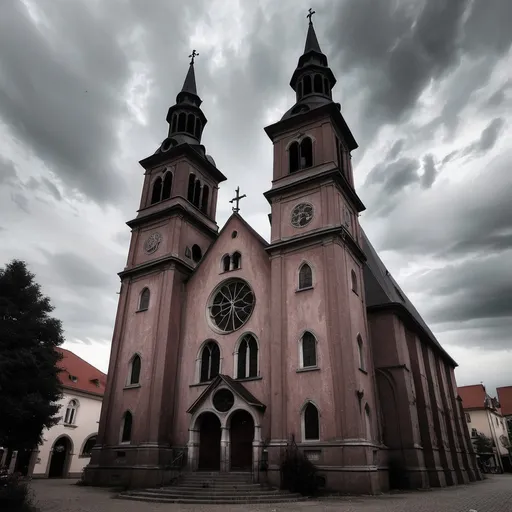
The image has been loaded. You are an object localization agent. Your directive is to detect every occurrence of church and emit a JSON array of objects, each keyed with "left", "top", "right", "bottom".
[{"left": 85, "top": 15, "right": 481, "bottom": 493}]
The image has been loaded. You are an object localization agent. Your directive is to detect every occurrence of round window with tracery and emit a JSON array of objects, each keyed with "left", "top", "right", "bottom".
[{"left": 208, "top": 279, "right": 255, "bottom": 333}]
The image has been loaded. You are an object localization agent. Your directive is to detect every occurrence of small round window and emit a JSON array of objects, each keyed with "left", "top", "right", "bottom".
[
  {"left": 213, "top": 389, "right": 235, "bottom": 412},
  {"left": 208, "top": 279, "right": 255, "bottom": 333}
]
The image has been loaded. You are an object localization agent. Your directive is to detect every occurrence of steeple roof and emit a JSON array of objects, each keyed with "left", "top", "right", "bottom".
[
  {"left": 304, "top": 21, "right": 322, "bottom": 54},
  {"left": 181, "top": 62, "right": 198, "bottom": 96}
]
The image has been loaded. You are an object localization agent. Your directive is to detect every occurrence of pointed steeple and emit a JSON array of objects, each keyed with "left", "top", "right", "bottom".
[
  {"left": 181, "top": 62, "right": 198, "bottom": 96},
  {"left": 304, "top": 19, "right": 322, "bottom": 54}
]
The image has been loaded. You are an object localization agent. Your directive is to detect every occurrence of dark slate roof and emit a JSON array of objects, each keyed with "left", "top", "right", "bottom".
[
  {"left": 181, "top": 63, "right": 197, "bottom": 96},
  {"left": 187, "top": 374, "right": 266, "bottom": 414},
  {"left": 362, "top": 229, "right": 457, "bottom": 366},
  {"left": 304, "top": 22, "right": 322, "bottom": 54}
]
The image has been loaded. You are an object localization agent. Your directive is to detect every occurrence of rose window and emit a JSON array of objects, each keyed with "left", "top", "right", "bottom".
[{"left": 209, "top": 279, "right": 255, "bottom": 333}]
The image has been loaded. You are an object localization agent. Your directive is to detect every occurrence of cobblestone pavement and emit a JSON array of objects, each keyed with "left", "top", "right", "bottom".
[{"left": 30, "top": 475, "right": 512, "bottom": 512}]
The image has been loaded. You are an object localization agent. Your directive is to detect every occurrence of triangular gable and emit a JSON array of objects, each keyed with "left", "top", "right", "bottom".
[{"left": 187, "top": 374, "right": 266, "bottom": 414}]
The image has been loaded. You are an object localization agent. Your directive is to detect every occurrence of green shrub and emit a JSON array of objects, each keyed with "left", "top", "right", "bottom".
[
  {"left": 0, "top": 474, "right": 36, "bottom": 512},
  {"left": 280, "top": 444, "right": 318, "bottom": 496}
]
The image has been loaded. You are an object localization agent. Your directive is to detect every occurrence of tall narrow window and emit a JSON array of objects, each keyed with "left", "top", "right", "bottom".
[
  {"left": 303, "top": 75, "right": 312, "bottom": 95},
  {"left": 237, "top": 334, "right": 258, "bottom": 379},
  {"left": 193, "top": 180, "right": 201, "bottom": 207},
  {"left": 301, "top": 331, "right": 317, "bottom": 368},
  {"left": 289, "top": 141, "right": 299, "bottom": 173},
  {"left": 130, "top": 355, "right": 141, "bottom": 385},
  {"left": 121, "top": 412, "right": 132, "bottom": 443},
  {"left": 300, "top": 137, "right": 313, "bottom": 169},
  {"left": 201, "top": 184, "right": 209, "bottom": 213},
  {"left": 177, "top": 112, "right": 186, "bottom": 132},
  {"left": 151, "top": 177, "right": 162, "bottom": 204},
  {"left": 357, "top": 334, "right": 365, "bottom": 371},
  {"left": 298, "top": 263, "right": 313, "bottom": 290},
  {"left": 222, "top": 254, "right": 231, "bottom": 272},
  {"left": 336, "top": 137, "right": 343, "bottom": 172},
  {"left": 139, "top": 288, "right": 150, "bottom": 311},
  {"left": 187, "top": 174, "right": 196, "bottom": 202},
  {"left": 64, "top": 399, "right": 79, "bottom": 425},
  {"left": 171, "top": 114, "right": 177, "bottom": 133},
  {"left": 314, "top": 74, "right": 323, "bottom": 94},
  {"left": 162, "top": 172, "right": 173, "bottom": 200},
  {"left": 186, "top": 113, "right": 195, "bottom": 134},
  {"left": 365, "top": 404, "right": 371, "bottom": 440},
  {"left": 194, "top": 119, "right": 201, "bottom": 139},
  {"left": 304, "top": 403, "right": 320, "bottom": 440},
  {"left": 200, "top": 341, "right": 220, "bottom": 382},
  {"left": 351, "top": 269, "right": 358, "bottom": 294},
  {"left": 297, "top": 81, "right": 303, "bottom": 100},
  {"left": 232, "top": 252, "right": 241, "bottom": 270},
  {"left": 324, "top": 77, "right": 329, "bottom": 96}
]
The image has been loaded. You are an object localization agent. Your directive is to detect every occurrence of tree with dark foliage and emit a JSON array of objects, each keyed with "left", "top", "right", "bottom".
[{"left": 0, "top": 260, "right": 64, "bottom": 452}]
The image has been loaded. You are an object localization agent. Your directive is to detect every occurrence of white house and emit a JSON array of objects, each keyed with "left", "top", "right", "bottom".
[
  {"left": 3, "top": 348, "right": 106, "bottom": 478},
  {"left": 459, "top": 384, "right": 511, "bottom": 472}
]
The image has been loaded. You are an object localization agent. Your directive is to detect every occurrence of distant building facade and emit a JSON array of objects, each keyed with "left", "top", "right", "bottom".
[
  {"left": 85, "top": 16, "right": 481, "bottom": 493},
  {"left": 2, "top": 349, "right": 106, "bottom": 478},
  {"left": 459, "top": 384, "right": 511, "bottom": 472}
]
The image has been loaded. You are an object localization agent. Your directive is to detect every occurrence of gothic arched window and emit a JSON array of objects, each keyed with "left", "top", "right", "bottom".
[
  {"left": 297, "top": 81, "right": 303, "bottom": 100},
  {"left": 300, "top": 137, "right": 313, "bottom": 169},
  {"left": 193, "top": 180, "right": 201, "bottom": 207},
  {"left": 357, "top": 334, "right": 365, "bottom": 371},
  {"left": 301, "top": 331, "right": 317, "bottom": 368},
  {"left": 139, "top": 288, "right": 150, "bottom": 311},
  {"left": 186, "top": 113, "right": 195, "bottom": 134},
  {"left": 177, "top": 112, "right": 186, "bottom": 132},
  {"left": 201, "top": 184, "right": 209, "bottom": 213},
  {"left": 151, "top": 177, "right": 162, "bottom": 204},
  {"left": 298, "top": 263, "right": 313, "bottom": 290},
  {"left": 187, "top": 173, "right": 196, "bottom": 202},
  {"left": 171, "top": 114, "right": 177, "bottom": 133},
  {"left": 232, "top": 252, "right": 241, "bottom": 270},
  {"left": 236, "top": 333, "right": 258, "bottom": 379},
  {"left": 289, "top": 141, "right": 300, "bottom": 173},
  {"left": 200, "top": 341, "right": 220, "bottom": 382},
  {"left": 314, "top": 74, "right": 323, "bottom": 94},
  {"left": 129, "top": 355, "right": 141, "bottom": 385},
  {"left": 194, "top": 119, "right": 201, "bottom": 139},
  {"left": 303, "top": 75, "right": 312, "bottom": 96},
  {"left": 324, "top": 77, "right": 329, "bottom": 96},
  {"left": 64, "top": 399, "right": 79, "bottom": 425},
  {"left": 303, "top": 402, "right": 320, "bottom": 441},
  {"left": 222, "top": 254, "right": 231, "bottom": 272},
  {"left": 162, "top": 172, "right": 173, "bottom": 200},
  {"left": 121, "top": 411, "right": 132, "bottom": 443},
  {"left": 81, "top": 435, "right": 97, "bottom": 457},
  {"left": 351, "top": 269, "right": 358, "bottom": 294}
]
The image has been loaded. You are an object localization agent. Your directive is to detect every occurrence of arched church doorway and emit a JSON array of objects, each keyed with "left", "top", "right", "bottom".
[
  {"left": 230, "top": 410, "right": 254, "bottom": 470},
  {"left": 48, "top": 437, "right": 72, "bottom": 478},
  {"left": 198, "top": 412, "right": 221, "bottom": 470}
]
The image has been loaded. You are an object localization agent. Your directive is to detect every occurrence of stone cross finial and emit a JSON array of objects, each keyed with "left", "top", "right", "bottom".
[
  {"left": 189, "top": 49, "right": 199, "bottom": 65},
  {"left": 307, "top": 8, "right": 316, "bottom": 23},
  {"left": 229, "top": 186, "right": 247, "bottom": 213}
]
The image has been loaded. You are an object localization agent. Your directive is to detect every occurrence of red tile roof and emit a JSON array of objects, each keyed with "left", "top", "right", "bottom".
[
  {"left": 56, "top": 347, "right": 107, "bottom": 397},
  {"left": 458, "top": 384, "right": 487, "bottom": 410},
  {"left": 497, "top": 386, "right": 512, "bottom": 417}
]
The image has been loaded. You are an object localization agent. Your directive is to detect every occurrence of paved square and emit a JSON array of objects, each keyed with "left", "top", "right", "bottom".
[{"left": 30, "top": 475, "right": 512, "bottom": 512}]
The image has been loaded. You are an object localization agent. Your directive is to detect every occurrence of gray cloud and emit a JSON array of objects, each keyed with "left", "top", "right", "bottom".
[
  {"left": 11, "top": 192, "right": 30, "bottom": 213},
  {"left": 0, "top": 156, "right": 17, "bottom": 185},
  {"left": 386, "top": 139, "right": 406, "bottom": 161},
  {"left": 421, "top": 154, "right": 437, "bottom": 189}
]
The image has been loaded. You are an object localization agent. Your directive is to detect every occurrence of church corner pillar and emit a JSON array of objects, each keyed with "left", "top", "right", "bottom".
[
  {"left": 187, "top": 426, "right": 199, "bottom": 471},
  {"left": 220, "top": 426, "right": 229, "bottom": 472}
]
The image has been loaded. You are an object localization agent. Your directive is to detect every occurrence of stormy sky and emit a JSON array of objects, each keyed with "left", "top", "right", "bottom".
[{"left": 1, "top": 0, "right": 511, "bottom": 396}]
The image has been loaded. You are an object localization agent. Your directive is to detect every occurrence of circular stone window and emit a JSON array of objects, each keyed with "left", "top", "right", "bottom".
[
  {"left": 291, "top": 202, "right": 314, "bottom": 228},
  {"left": 213, "top": 389, "right": 235, "bottom": 412},
  {"left": 208, "top": 279, "right": 255, "bottom": 333}
]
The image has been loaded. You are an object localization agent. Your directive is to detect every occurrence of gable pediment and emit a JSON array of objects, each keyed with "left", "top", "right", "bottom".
[{"left": 187, "top": 374, "right": 266, "bottom": 415}]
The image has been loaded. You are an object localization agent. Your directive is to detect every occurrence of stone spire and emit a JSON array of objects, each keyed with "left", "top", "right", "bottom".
[{"left": 304, "top": 11, "right": 322, "bottom": 54}]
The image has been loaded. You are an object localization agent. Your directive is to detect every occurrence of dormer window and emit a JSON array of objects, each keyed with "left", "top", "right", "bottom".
[{"left": 69, "top": 375, "right": 78, "bottom": 383}]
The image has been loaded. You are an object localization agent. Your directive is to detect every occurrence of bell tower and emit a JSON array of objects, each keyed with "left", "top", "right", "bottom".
[
  {"left": 86, "top": 53, "right": 226, "bottom": 488},
  {"left": 263, "top": 13, "right": 381, "bottom": 493}
]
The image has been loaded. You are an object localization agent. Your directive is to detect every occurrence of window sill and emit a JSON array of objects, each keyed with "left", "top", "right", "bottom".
[
  {"left": 359, "top": 368, "right": 368, "bottom": 375},
  {"left": 124, "top": 383, "right": 141, "bottom": 390},
  {"left": 301, "top": 439, "right": 321, "bottom": 444},
  {"left": 296, "top": 286, "right": 314, "bottom": 293},
  {"left": 63, "top": 423, "right": 78, "bottom": 429},
  {"left": 296, "top": 366, "right": 320, "bottom": 373},
  {"left": 220, "top": 268, "right": 241, "bottom": 274},
  {"left": 136, "top": 308, "right": 148, "bottom": 313},
  {"left": 235, "top": 376, "right": 262, "bottom": 383}
]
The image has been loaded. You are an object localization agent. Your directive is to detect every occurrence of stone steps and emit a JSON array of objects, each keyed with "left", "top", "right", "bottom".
[{"left": 118, "top": 471, "right": 307, "bottom": 504}]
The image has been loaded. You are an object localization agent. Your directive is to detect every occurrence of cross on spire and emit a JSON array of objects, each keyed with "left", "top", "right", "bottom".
[
  {"left": 307, "top": 8, "right": 315, "bottom": 23},
  {"left": 229, "top": 186, "right": 246, "bottom": 213},
  {"left": 189, "top": 49, "right": 199, "bottom": 65}
]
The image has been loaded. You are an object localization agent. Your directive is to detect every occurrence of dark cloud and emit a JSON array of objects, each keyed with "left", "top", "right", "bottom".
[
  {"left": 485, "top": 80, "right": 512, "bottom": 108},
  {"left": 0, "top": 156, "right": 17, "bottom": 184},
  {"left": 421, "top": 154, "right": 437, "bottom": 189},
  {"left": 386, "top": 139, "right": 406, "bottom": 161}
]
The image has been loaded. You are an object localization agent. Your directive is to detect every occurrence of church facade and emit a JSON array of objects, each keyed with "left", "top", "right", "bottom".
[{"left": 85, "top": 18, "right": 481, "bottom": 493}]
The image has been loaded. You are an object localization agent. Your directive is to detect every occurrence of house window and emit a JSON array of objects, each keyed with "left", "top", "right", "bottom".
[
  {"left": 357, "top": 334, "right": 365, "bottom": 371},
  {"left": 121, "top": 412, "right": 133, "bottom": 443},
  {"left": 303, "top": 402, "right": 320, "bottom": 441},
  {"left": 471, "top": 428, "right": 478, "bottom": 438},
  {"left": 151, "top": 177, "right": 162, "bottom": 204},
  {"left": 236, "top": 333, "right": 258, "bottom": 379},
  {"left": 64, "top": 399, "right": 79, "bottom": 425},
  {"left": 298, "top": 263, "right": 313, "bottom": 290},
  {"left": 301, "top": 331, "right": 317, "bottom": 368},
  {"left": 81, "top": 435, "right": 97, "bottom": 457},
  {"left": 139, "top": 288, "right": 150, "bottom": 311},
  {"left": 129, "top": 355, "right": 141, "bottom": 385},
  {"left": 351, "top": 269, "right": 358, "bottom": 294},
  {"left": 465, "top": 413, "right": 471, "bottom": 423},
  {"left": 200, "top": 341, "right": 220, "bottom": 382}
]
